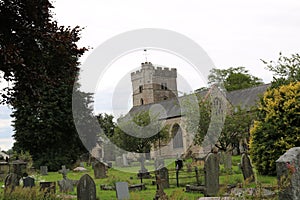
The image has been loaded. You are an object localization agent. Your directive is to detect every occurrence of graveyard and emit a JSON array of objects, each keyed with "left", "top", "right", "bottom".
[
  {"left": 1, "top": 1, "right": 300, "bottom": 200},
  {"left": 0, "top": 154, "right": 280, "bottom": 200}
]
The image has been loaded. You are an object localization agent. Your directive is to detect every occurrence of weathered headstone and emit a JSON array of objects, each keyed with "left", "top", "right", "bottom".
[
  {"left": 276, "top": 147, "right": 300, "bottom": 200},
  {"left": 77, "top": 174, "right": 96, "bottom": 200},
  {"left": 156, "top": 167, "right": 169, "bottom": 189},
  {"left": 80, "top": 162, "right": 85, "bottom": 168},
  {"left": 58, "top": 165, "right": 69, "bottom": 179},
  {"left": 240, "top": 153, "right": 255, "bottom": 182},
  {"left": 115, "top": 182, "right": 130, "bottom": 200},
  {"left": 94, "top": 162, "right": 107, "bottom": 179},
  {"left": 115, "top": 156, "right": 123, "bottom": 167},
  {"left": 154, "top": 175, "right": 168, "bottom": 200},
  {"left": 58, "top": 179, "right": 76, "bottom": 193},
  {"left": 4, "top": 173, "right": 20, "bottom": 191},
  {"left": 58, "top": 165, "right": 77, "bottom": 193},
  {"left": 204, "top": 153, "right": 219, "bottom": 197},
  {"left": 40, "top": 166, "right": 48, "bottom": 175},
  {"left": 223, "top": 151, "right": 232, "bottom": 171},
  {"left": 23, "top": 173, "right": 35, "bottom": 188}
]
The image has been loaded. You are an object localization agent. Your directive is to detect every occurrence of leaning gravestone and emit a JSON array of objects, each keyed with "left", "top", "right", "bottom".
[
  {"left": 94, "top": 162, "right": 107, "bottom": 179},
  {"left": 40, "top": 166, "right": 48, "bottom": 175},
  {"left": 4, "top": 173, "right": 20, "bottom": 192},
  {"left": 276, "top": 147, "right": 300, "bottom": 200},
  {"left": 204, "top": 153, "right": 220, "bottom": 197},
  {"left": 240, "top": 153, "right": 255, "bottom": 182},
  {"left": 77, "top": 174, "right": 96, "bottom": 200},
  {"left": 116, "top": 182, "right": 130, "bottom": 200},
  {"left": 156, "top": 167, "right": 169, "bottom": 189}
]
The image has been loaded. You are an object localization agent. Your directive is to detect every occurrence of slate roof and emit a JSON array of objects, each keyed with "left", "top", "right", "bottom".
[
  {"left": 128, "top": 84, "right": 271, "bottom": 119},
  {"left": 226, "top": 84, "right": 270, "bottom": 109}
]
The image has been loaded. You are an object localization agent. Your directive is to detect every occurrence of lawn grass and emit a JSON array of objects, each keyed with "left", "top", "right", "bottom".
[{"left": 0, "top": 155, "right": 277, "bottom": 199}]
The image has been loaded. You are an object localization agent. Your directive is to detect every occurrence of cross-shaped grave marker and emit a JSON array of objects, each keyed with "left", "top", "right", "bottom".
[{"left": 59, "top": 165, "right": 69, "bottom": 179}]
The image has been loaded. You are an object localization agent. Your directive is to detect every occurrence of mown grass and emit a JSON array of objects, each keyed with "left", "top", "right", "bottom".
[{"left": 0, "top": 155, "right": 277, "bottom": 199}]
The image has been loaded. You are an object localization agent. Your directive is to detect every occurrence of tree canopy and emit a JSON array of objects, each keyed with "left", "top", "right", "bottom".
[
  {"left": 262, "top": 52, "right": 300, "bottom": 88},
  {"left": 0, "top": 0, "right": 91, "bottom": 170},
  {"left": 208, "top": 67, "right": 263, "bottom": 91},
  {"left": 110, "top": 111, "right": 169, "bottom": 154}
]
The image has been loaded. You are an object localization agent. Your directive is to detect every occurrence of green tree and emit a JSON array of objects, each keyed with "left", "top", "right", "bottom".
[
  {"left": 96, "top": 113, "right": 115, "bottom": 137},
  {"left": 208, "top": 67, "right": 263, "bottom": 91},
  {"left": 111, "top": 111, "right": 169, "bottom": 154},
  {"left": 0, "top": 0, "right": 91, "bottom": 170},
  {"left": 262, "top": 52, "right": 300, "bottom": 88},
  {"left": 249, "top": 82, "right": 300, "bottom": 175},
  {"left": 217, "top": 106, "right": 255, "bottom": 153}
]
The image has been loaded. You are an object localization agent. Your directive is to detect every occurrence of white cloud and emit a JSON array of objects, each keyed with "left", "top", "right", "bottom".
[
  {"left": 0, "top": 138, "right": 14, "bottom": 151},
  {"left": 0, "top": 119, "right": 11, "bottom": 129}
]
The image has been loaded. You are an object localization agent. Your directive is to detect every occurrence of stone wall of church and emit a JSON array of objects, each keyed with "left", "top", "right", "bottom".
[{"left": 150, "top": 116, "right": 194, "bottom": 159}]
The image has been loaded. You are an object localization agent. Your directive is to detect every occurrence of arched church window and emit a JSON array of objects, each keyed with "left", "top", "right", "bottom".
[{"left": 172, "top": 123, "right": 183, "bottom": 149}]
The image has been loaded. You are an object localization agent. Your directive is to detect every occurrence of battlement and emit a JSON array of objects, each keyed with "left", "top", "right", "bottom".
[{"left": 131, "top": 62, "right": 177, "bottom": 79}]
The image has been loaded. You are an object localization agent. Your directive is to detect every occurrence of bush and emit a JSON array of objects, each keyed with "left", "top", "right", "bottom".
[
  {"left": 2, "top": 187, "right": 61, "bottom": 200},
  {"left": 249, "top": 82, "right": 300, "bottom": 175}
]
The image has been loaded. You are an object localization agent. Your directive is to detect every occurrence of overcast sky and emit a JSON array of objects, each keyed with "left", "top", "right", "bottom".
[{"left": 1, "top": 0, "right": 300, "bottom": 150}]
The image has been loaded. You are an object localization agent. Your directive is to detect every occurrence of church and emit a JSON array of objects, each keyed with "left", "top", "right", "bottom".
[{"left": 126, "top": 61, "right": 269, "bottom": 160}]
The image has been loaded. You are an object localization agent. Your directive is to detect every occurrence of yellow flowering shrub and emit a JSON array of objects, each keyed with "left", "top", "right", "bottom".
[{"left": 249, "top": 82, "right": 300, "bottom": 175}]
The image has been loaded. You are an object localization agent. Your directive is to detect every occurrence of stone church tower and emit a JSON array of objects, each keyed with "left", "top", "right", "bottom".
[{"left": 131, "top": 62, "right": 178, "bottom": 107}]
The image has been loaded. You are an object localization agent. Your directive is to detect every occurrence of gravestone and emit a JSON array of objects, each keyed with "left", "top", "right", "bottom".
[
  {"left": 204, "top": 153, "right": 219, "bottom": 197},
  {"left": 115, "top": 156, "right": 123, "bottom": 167},
  {"left": 4, "top": 173, "right": 20, "bottom": 191},
  {"left": 138, "top": 155, "right": 150, "bottom": 179},
  {"left": 223, "top": 151, "right": 232, "bottom": 171},
  {"left": 40, "top": 166, "right": 48, "bottom": 175},
  {"left": 154, "top": 175, "right": 168, "bottom": 200},
  {"left": 59, "top": 165, "right": 69, "bottom": 179},
  {"left": 156, "top": 167, "right": 169, "bottom": 189},
  {"left": 40, "top": 182, "right": 56, "bottom": 194},
  {"left": 115, "top": 182, "right": 130, "bottom": 200},
  {"left": 241, "top": 153, "right": 255, "bottom": 182},
  {"left": 94, "top": 162, "right": 107, "bottom": 179},
  {"left": 276, "top": 147, "right": 300, "bottom": 200},
  {"left": 122, "top": 154, "right": 129, "bottom": 166},
  {"left": 23, "top": 173, "right": 35, "bottom": 188},
  {"left": 77, "top": 174, "right": 96, "bottom": 200},
  {"left": 58, "top": 165, "right": 77, "bottom": 193},
  {"left": 80, "top": 162, "right": 85, "bottom": 168}
]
